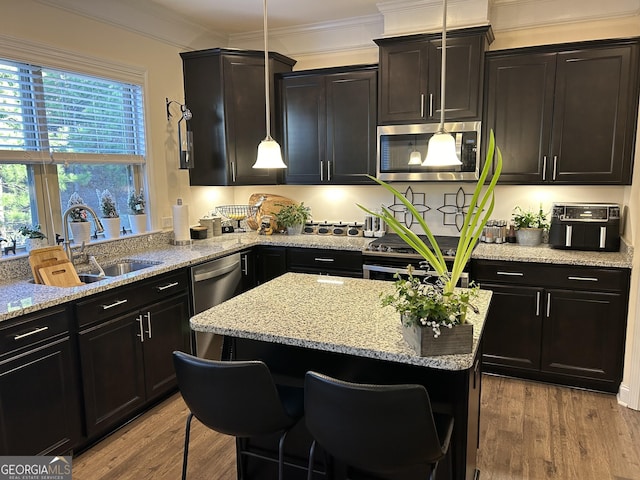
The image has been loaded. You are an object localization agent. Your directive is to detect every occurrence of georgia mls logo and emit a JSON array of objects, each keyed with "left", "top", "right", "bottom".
[{"left": 0, "top": 456, "right": 72, "bottom": 480}]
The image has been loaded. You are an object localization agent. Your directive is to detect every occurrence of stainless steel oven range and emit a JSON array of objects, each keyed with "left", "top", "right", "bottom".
[{"left": 363, "top": 234, "right": 469, "bottom": 287}]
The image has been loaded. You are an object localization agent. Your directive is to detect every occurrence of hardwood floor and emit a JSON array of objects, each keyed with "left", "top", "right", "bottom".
[{"left": 72, "top": 375, "right": 640, "bottom": 480}]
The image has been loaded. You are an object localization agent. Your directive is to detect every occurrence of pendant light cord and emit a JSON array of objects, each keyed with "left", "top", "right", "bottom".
[
  {"left": 438, "top": 0, "right": 447, "bottom": 132},
  {"left": 263, "top": 0, "right": 272, "bottom": 140}
]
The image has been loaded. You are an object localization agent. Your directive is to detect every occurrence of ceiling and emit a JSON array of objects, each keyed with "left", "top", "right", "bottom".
[{"left": 148, "top": 0, "right": 382, "bottom": 34}]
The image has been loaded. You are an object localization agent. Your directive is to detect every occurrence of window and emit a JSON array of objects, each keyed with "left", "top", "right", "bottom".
[{"left": 0, "top": 58, "right": 146, "bottom": 250}]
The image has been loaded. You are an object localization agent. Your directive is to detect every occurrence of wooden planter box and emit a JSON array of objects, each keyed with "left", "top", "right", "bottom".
[{"left": 401, "top": 315, "right": 473, "bottom": 356}]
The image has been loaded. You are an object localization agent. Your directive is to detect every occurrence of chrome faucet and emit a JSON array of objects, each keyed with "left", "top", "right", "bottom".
[{"left": 62, "top": 204, "right": 104, "bottom": 263}]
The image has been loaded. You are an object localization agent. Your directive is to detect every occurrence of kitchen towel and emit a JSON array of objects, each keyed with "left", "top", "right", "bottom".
[{"left": 172, "top": 199, "right": 191, "bottom": 242}]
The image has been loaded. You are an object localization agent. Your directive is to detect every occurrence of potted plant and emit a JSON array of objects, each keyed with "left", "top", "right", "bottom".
[
  {"left": 274, "top": 202, "right": 311, "bottom": 235},
  {"left": 96, "top": 189, "right": 121, "bottom": 240},
  {"left": 127, "top": 188, "right": 147, "bottom": 234},
  {"left": 358, "top": 130, "right": 503, "bottom": 355},
  {"left": 67, "top": 192, "right": 92, "bottom": 245},
  {"left": 512, "top": 205, "right": 549, "bottom": 246},
  {"left": 18, "top": 224, "right": 48, "bottom": 251}
]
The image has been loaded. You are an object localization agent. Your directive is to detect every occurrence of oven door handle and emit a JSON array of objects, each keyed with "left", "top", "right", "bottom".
[{"left": 363, "top": 264, "right": 433, "bottom": 278}]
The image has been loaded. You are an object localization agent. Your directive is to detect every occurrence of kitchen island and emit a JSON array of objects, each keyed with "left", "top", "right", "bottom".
[{"left": 190, "top": 272, "right": 492, "bottom": 480}]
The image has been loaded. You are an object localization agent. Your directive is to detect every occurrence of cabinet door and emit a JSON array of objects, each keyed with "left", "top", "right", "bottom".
[
  {"left": 483, "top": 52, "right": 556, "bottom": 183},
  {"left": 550, "top": 46, "right": 637, "bottom": 184},
  {"left": 378, "top": 42, "right": 430, "bottom": 124},
  {"left": 0, "top": 337, "right": 81, "bottom": 455},
  {"left": 78, "top": 314, "right": 145, "bottom": 437},
  {"left": 256, "top": 246, "right": 287, "bottom": 284},
  {"left": 541, "top": 289, "right": 625, "bottom": 383},
  {"left": 326, "top": 70, "right": 377, "bottom": 184},
  {"left": 223, "top": 55, "right": 278, "bottom": 185},
  {"left": 281, "top": 74, "right": 325, "bottom": 184},
  {"left": 430, "top": 35, "right": 484, "bottom": 121},
  {"left": 142, "top": 294, "right": 190, "bottom": 401},
  {"left": 481, "top": 283, "right": 543, "bottom": 371}
]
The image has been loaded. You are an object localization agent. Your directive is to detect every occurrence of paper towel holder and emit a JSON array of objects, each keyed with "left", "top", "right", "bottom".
[{"left": 166, "top": 98, "right": 194, "bottom": 170}]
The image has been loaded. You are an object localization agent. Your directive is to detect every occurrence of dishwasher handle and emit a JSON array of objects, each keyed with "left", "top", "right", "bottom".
[{"left": 192, "top": 261, "right": 241, "bottom": 283}]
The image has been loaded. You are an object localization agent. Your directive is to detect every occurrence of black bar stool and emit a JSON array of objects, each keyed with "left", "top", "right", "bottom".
[
  {"left": 173, "top": 351, "right": 303, "bottom": 480},
  {"left": 304, "top": 371, "right": 454, "bottom": 480}
]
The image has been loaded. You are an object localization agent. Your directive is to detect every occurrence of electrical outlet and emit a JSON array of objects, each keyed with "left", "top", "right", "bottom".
[{"left": 162, "top": 216, "right": 172, "bottom": 228}]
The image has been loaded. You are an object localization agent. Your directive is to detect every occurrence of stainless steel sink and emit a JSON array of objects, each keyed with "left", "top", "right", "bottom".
[
  {"left": 78, "top": 273, "right": 110, "bottom": 284},
  {"left": 101, "top": 259, "right": 161, "bottom": 276}
]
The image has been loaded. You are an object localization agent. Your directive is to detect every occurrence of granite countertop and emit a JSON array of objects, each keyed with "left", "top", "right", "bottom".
[
  {"left": 0, "top": 230, "right": 631, "bottom": 323},
  {"left": 190, "top": 272, "right": 492, "bottom": 371}
]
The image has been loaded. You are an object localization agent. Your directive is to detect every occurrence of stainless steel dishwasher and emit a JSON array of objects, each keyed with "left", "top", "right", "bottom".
[{"left": 191, "top": 253, "right": 243, "bottom": 359}]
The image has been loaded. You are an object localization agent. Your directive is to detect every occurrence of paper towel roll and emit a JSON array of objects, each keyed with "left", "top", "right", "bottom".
[{"left": 172, "top": 202, "right": 191, "bottom": 242}]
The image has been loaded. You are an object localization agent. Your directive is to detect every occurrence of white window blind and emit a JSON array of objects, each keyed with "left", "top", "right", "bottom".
[{"left": 0, "top": 59, "right": 145, "bottom": 164}]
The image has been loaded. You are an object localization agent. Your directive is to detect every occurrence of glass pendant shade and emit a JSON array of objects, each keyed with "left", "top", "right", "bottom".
[
  {"left": 254, "top": 136, "right": 287, "bottom": 169},
  {"left": 423, "top": 131, "right": 462, "bottom": 166},
  {"left": 408, "top": 150, "right": 422, "bottom": 165}
]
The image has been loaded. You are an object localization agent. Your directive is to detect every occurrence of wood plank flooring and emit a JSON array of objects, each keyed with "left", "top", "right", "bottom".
[{"left": 72, "top": 375, "right": 640, "bottom": 480}]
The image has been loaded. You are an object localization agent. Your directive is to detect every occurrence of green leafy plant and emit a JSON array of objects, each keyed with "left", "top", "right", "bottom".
[
  {"left": 274, "top": 202, "right": 311, "bottom": 228},
  {"left": 18, "top": 224, "right": 46, "bottom": 239},
  {"left": 67, "top": 192, "right": 88, "bottom": 222},
  {"left": 512, "top": 205, "right": 549, "bottom": 230},
  {"left": 96, "top": 189, "right": 119, "bottom": 218},
  {"left": 128, "top": 188, "right": 145, "bottom": 215},
  {"left": 358, "top": 129, "right": 503, "bottom": 299},
  {"left": 382, "top": 268, "right": 478, "bottom": 337}
]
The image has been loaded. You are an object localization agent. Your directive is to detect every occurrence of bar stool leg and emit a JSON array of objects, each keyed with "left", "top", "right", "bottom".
[{"left": 182, "top": 413, "right": 194, "bottom": 480}]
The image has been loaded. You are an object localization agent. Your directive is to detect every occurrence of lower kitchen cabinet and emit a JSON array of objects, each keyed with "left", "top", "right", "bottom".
[
  {"left": 473, "top": 260, "right": 630, "bottom": 392},
  {"left": 256, "top": 246, "right": 288, "bottom": 285},
  {"left": 0, "top": 305, "right": 82, "bottom": 455},
  {"left": 287, "top": 247, "right": 363, "bottom": 277},
  {"left": 76, "top": 270, "right": 190, "bottom": 440}
]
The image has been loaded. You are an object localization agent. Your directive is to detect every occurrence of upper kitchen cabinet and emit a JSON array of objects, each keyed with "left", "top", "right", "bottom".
[
  {"left": 279, "top": 65, "right": 377, "bottom": 184},
  {"left": 484, "top": 38, "right": 640, "bottom": 184},
  {"left": 181, "top": 48, "right": 296, "bottom": 186},
  {"left": 375, "top": 26, "right": 493, "bottom": 125}
]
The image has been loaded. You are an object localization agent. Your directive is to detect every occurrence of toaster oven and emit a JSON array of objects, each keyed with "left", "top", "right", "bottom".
[{"left": 548, "top": 203, "right": 621, "bottom": 251}]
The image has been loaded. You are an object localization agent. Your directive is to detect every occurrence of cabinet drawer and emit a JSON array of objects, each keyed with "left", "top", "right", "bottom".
[
  {"left": 76, "top": 270, "right": 189, "bottom": 328},
  {"left": 472, "top": 260, "right": 630, "bottom": 292},
  {"left": 0, "top": 306, "right": 69, "bottom": 357},
  {"left": 287, "top": 248, "right": 363, "bottom": 274}
]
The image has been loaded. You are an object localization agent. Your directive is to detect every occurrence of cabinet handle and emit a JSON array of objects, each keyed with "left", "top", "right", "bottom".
[
  {"left": 327, "top": 161, "right": 331, "bottom": 182},
  {"left": 320, "top": 160, "right": 324, "bottom": 181},
  {"left": 497, "top": 271, "right": 524, "bottom": 277},
  {"left": 14, "top": 326, "right": 49, "bottom": 340},
  {"left": 145, "top": 312, "right": 152, "bottom": 339},
  {"left": 231, "top": 161, "right": 236, "bottom": 183},
  {"left": 552, "top": 155, "right": 558, "bottom": 180},
  {"left": 241, "top": 254, "right": 248, "bottom": 275},
  {"left": 101, "top": 299, "right": 128, "bottom": 310},
  {"left": 535, "top": 292, "right": 541, "bottom": 317},
  {"left": 429, "top": 93, "right": 433, "bottom": 118},
  {"left": 567, "top": 276, "right": 598, "bottom": 282},
  {"left": 542, "top": 155, "right": 547, "bottom": 180},
  {"left": 420, "top": 94, "right": 425, "bottom": 118},
  {"left": 546, "top": 292, "right": 551, "bottom": 318},
  {"left": 314, "top": 257, "right": 335, "bottom": 263},
  {"left": 136, "top": 315, "right": 144, "bottom": 343},
  {"left": 156, "top": 282, "right": 179, "bottom": 291}
]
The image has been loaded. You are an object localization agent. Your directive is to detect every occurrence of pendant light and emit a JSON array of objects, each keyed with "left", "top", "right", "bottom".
[
  {"left": 422, "top": 0, "right": 461, "bottom": 167},
  {"left": 253, "top": 0, "right": 287, "bottom": 169},
  {"left": 408, "top": 140, "right": 422, "bottom": 165}
]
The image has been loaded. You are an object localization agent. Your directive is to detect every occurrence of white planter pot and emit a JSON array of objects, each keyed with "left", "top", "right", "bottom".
[
  {"left": 129, "top": 214, "right": 147, "bottom": 234},
  {"left": 286, "top": 224, "right": 303, "bottom": 235},
  {"left": 70, "top": 221, "right": 91, "bottom": 245},
  {"left": 516, "top": 228, "right": 543, "bottom": 246},
  {"left": 25, "top": 237, "right": 48, "bottom": 252},
  {"left": 102, "top": 217, "right": 122, "bottom": 240}
]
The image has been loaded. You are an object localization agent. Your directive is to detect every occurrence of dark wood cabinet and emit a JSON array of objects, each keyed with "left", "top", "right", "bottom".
[
  {"left": 255, "top": 246, "right": 288, "bottom": 284},
  {"left": 0, "top": 306, "right": 82, "bottom": 455},
  {"left": 484, "top": 39, "right": 640, "bottom": 184},
  {"left": 279, "top": 65, "right": 377, "bottom": 184},
  {"left": 375, "top": 27, "right": 492, "bottom": 125},
  {"left": 181, "top": 48, "right": 296, "bottom": 186},
  {"left": 472, "top": 260, "right": 630, "bottom": 392},
  {"left": 287, "top": 247, "right": 363, "bottom": 277},
  {"left": 76, "top": 270, "right": 190, "bottom": 438}
]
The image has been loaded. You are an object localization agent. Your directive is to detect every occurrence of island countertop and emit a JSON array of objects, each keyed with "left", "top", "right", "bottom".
[{"left": 190, "top": 272, "right": 492, "bottom": 371}]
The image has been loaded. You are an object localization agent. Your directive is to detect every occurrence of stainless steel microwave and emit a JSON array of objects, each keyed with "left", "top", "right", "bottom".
[{"left": 377, "top": 121, "right": 481, "bottom": 181}]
